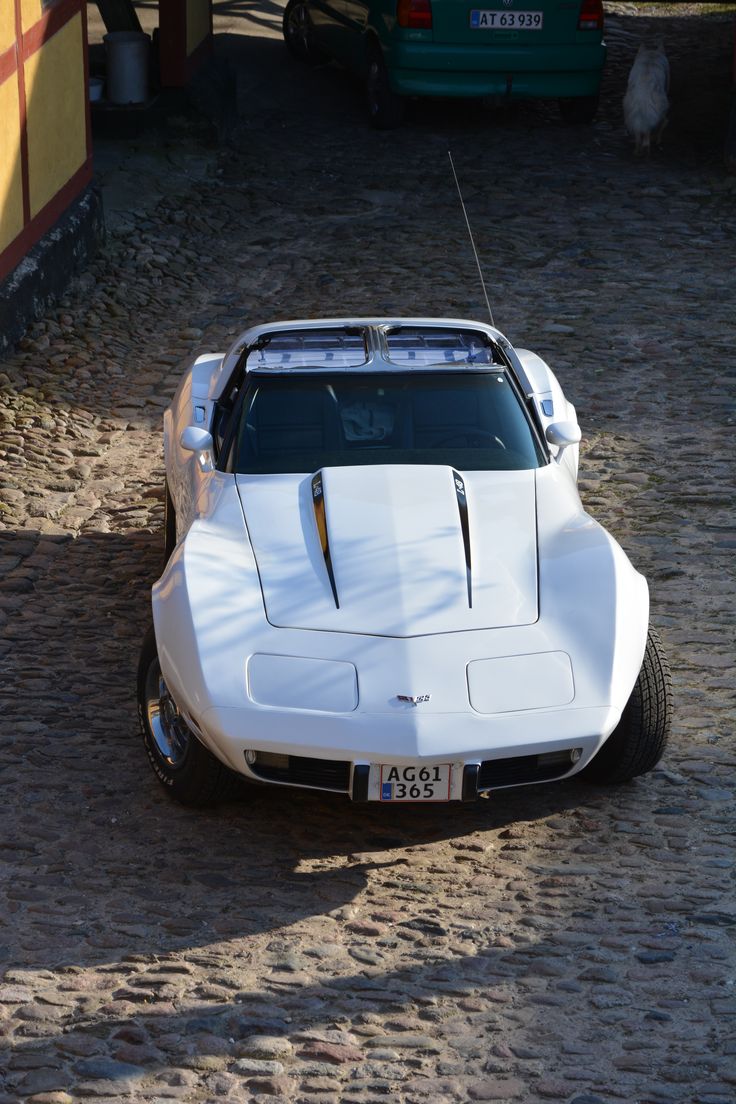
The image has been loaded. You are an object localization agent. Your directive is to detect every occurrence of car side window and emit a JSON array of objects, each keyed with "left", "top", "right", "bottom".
[
  {"left": 213, "top": 354, "right": 250, "bottom": 459},
  {"left": 213, "top": 393, "right": 237, "bottom": 457}
]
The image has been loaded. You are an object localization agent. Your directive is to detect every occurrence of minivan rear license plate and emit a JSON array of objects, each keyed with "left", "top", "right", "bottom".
[
  {"left": 379, "top": 763, "right": 452, "bottom": 802},
  {"left": 470, "top": 10, "right": 543, "bottom": 28}
]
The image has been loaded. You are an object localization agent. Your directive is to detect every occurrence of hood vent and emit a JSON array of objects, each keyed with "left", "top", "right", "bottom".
[
  {"left": 238, "top": 467, "right": 538, "bottom": 636},
  {"left": 452, "top": 470, "right": 472, "bottom": 608},
  {"left": 311, "top": 472, "right": 340, "bottom": 608}
]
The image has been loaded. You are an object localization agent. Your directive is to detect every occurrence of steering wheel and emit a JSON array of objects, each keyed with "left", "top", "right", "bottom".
[{"left": 429, "top": 429, "right": 506, "bottom": 449}]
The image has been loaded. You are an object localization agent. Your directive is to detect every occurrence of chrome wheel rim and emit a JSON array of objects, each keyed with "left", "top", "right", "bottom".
[
  {"left": 288, "top": 4, "right": 311, "bottom": 53},
  {"left": 144, "top": 657, "right": 191, "bottom": 768}
]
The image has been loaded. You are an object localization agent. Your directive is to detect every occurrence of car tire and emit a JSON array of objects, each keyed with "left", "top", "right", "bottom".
[
  {"left": 366, "top": 45, "right": 405, "bottom": 130},
  {"left": 163, "top": 478, "right": 177, "bottom": 567},
  {"left": 581, "top": 626, "right": 672, "bottom": 784},
  {"left": 137, "top": 626, "right": 236, "bottom": 805},
  {"left": 283, "top": 0, "right": 326, "bottom": 64},
  {"left": 559, "top": 95, "right": 599, "bottom": 124}
]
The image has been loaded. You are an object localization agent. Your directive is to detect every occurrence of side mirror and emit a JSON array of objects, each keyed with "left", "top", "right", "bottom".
[
  {"left": 180, "top": 425, "right": 213, "bottom": 454},
  {"left": 545, "top": 420, "right": 581, "bottom": 454}
]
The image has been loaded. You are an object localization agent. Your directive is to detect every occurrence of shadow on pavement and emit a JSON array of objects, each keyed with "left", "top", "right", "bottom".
[{"left": 0, "top": 525, "right": 618, "bottom": 975}]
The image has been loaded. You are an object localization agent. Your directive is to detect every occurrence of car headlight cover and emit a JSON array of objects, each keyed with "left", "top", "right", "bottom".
[{"left": 247, "top": 654, "right": 358, "bottom": 713}]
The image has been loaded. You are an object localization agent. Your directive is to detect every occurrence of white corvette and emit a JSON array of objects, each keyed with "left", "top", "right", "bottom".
[{"left": 138, "top": 318, "right": 672, "bottom": 805}]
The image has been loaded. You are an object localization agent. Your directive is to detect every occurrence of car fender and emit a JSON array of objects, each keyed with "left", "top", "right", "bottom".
[
  {"left": 535, "top": 463, "right": 649, "bottom": 724},
  {"left": 515, "top": 348, "right": 580, "bottom": 479},
  {"left": 152, "top": 475, "right": 263, "bottom": 724},
  {"left": 164, "top": 354, "right": 224, "bottom": 534}
]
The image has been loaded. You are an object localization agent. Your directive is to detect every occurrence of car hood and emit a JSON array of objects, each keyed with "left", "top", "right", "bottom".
[{"left": 236, "top": 465, "right": 538, "bottom": 637}]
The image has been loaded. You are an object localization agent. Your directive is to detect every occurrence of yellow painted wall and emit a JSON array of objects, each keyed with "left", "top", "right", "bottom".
[
  {"left": 0, "top": 3, "right": 16, "bottom": 53},
  {"left": 187, "top": 0, "right": 210, "bottom": 56},
  {"left": 0, "top": 77, "right": 24, "bottom": 255},
  {"left": 25, "top": 13, "right": 87, "bottom": 219},
  {"left": 20, "top": 0, "right": 43, "bottom": 34}
]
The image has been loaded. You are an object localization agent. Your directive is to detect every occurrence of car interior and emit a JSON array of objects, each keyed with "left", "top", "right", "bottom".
[{"left": 228, "top": 371, "right": 546, "bottom": 474}]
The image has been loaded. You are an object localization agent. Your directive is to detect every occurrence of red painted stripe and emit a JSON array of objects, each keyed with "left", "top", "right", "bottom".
[
  {"left": 81, "top": 1, "right": 91, "bottom": 158},
  {"left": 20, "top": 0, "right": 83, "bottom": 59},
  {"left": 158, "top": 0, "right": 213, "bottom": 87},
  {"left": 13, "top": 0, "right": 30, "bottom": 226},
  {"left": 0, "top": 44, "right": 17, "bottom": 85},
  {"left": 159, "top": 0, "right": 188, "bottom": 87},
  {"left": 0, "top": 156, "right": 92, "bottom": 284}
]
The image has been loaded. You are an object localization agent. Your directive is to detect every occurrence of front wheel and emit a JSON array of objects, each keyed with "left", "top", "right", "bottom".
[
  {"left": 559, "top": 95, "right": 599, "bottom": 124},
  {"left": 581, "top": 626, "right": 672, "bottom": 784},
  {"left": 366, "top": 47, "right": 405, "bottom": 130},
  {"left": 283, "top": 0, "right": 326, "bottom": 64},
  {"left": 137, "top": 626, "right": 236, "bottom": 805}
]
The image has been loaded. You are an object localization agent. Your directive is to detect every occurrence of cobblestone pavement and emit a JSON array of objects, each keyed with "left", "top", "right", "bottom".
[{"left": 0, "top": 6, "right": 735, "bottom": 1103}]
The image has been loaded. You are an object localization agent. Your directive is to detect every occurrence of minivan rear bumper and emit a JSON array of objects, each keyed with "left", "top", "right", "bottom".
[{"left": 387, "top": 41, "right": 605, "bottom": 99}]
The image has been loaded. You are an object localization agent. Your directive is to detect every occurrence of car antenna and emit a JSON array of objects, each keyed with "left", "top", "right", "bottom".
[{"left": 448, "top": 150, "right": 495, "bottom": 328}]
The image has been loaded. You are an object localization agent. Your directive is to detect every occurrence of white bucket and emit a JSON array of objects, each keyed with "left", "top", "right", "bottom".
[{"left": 104, "top": 31, "right": 150, "bottom": 105}]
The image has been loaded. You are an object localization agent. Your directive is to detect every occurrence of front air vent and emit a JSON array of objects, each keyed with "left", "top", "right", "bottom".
[
  {"left": 478, "top": 750, "right": 577, "bottom": 790},
  {"left": 249, "top": 752, "right": 351, "bottom": 791},
  {"left": 312, "top": 472, "right": 340, "bottom": 608}
]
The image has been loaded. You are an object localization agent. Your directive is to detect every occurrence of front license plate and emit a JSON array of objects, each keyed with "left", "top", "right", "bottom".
[
  {"left": 380, "top": 763, "right": 452, "bottom": 802},
  {"left": 470, "top": 9, "right": 543, "bottom": 28}
]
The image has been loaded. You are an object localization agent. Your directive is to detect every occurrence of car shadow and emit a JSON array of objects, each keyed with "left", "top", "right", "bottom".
[
  {"left": 0, "top": 922, "right": 615, "bottom": 1097},
  {"left": 0, "top": 522, "right": 696, "bottom": 1099},
  {"left": 0, "top": 523, "right": 615, "bottom": 974}
]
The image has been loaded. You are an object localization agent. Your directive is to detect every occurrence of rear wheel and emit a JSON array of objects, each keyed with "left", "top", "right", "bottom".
[
  {"left": 366, "top": 45, "right": 405, "bottom": 130},
  {"left": 559, "top": 95, "right": 599, "bottom": 124},
  {"left": 283, "top": 0, "right": 326, "bottom": 64},
  {"left": 581, "top": 626, "right": 672, "bottom": 784},
  {"left": 137, "top": 626, "right": 236, "bottom": 805}
]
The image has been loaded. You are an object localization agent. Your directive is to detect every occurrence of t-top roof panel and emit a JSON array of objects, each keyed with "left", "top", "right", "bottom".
[{"left": 247, "top": 323, "right": 499, "bottom": 372}]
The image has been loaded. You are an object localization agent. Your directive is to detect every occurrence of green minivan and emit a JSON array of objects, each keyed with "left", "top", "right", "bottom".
[{"left": 283, "top": 0, "right": 606, "bottom": 127}]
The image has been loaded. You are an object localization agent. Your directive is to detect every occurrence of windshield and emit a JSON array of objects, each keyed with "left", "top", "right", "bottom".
[{"left": 227, "top": 371, "right": 545, "bottom": 474}]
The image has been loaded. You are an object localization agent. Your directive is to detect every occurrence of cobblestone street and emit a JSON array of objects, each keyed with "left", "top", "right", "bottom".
[{"left": 0, "top": 5, "right": 735, "bottom": 1103}]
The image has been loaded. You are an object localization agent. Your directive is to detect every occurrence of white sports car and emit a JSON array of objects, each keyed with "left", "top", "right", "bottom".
[{"left": 138, "top": 317, "right": 672, "bottom": 805}]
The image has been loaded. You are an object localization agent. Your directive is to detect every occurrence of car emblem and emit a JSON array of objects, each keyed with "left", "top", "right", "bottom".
[
  {"left": 397, "top": 694, "right": 431, "bottom": 705},
  {"left": 502, "top": 0, "right": 513, "bottom": 6}
]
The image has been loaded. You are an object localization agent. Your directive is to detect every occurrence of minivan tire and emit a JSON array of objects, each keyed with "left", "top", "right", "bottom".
[
  {"left": 366, "top": 44, "right": 405, "bottom": 129},
  {"left": 283, "top": 0, "right": 326, "bottom": 64}
]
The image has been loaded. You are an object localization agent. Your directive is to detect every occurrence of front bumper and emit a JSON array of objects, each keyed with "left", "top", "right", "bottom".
[
  {"left": 245, "top": 746, "right": 588, "bottom": 802},
  {"left": 194, "top": 704, "right": 613, "bottom": 801}
]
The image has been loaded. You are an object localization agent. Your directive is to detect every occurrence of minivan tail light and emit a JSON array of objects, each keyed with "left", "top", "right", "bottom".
[
  {"left": 578, "top": 0, "right": 603, "bottom": 30},
  {"left": 397, "top": 0, "right": 432, "bottom": 30}
]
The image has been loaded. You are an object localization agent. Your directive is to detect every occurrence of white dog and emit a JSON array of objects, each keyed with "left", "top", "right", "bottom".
[{"left": 623, "top": 42, "right": 670, "bottom": 155}]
